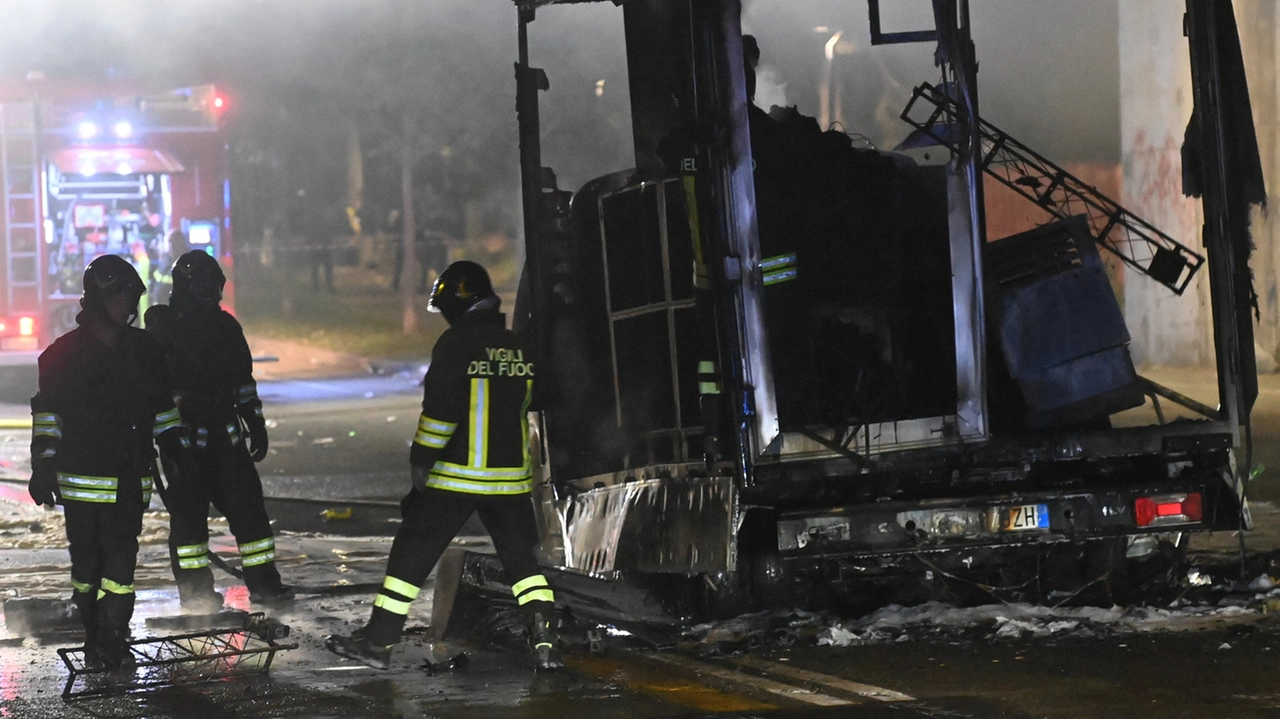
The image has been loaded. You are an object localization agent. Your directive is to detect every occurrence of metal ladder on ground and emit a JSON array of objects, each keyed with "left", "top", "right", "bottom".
[
  {"left": 901, "top": 82, "right": 1205, "bottom": 295},
  {"left": 1, "top": 101, "right": 44, "bottom": 321}
]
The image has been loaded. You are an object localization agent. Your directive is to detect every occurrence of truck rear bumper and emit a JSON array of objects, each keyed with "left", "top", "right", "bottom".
[{"left": 775, "top": 481, "right": 1240, "bottom": 561}]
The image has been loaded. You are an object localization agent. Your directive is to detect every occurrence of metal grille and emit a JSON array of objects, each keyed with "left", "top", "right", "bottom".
[
  {"left": 56, "top": 615, "right": 296, "bottom": 699},
  {"left": 598, "top": 179, "right": 700, "bottom": 466}
]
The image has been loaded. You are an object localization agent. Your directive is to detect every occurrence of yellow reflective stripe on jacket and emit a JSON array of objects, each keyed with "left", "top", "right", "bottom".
[
  {"left": 683, "top": 176, "right": 710, "bottom": 291},
  {"left": 414, "top": 413, "right": 456, "bottom": 449},
  {"left": 520, "top": 379, "right": 533, "bottom": 471},
  {"left": 72, "top": 578, "right": 95, "bottom": 594},
  {"left": 423, "top": 476, "right": 533, "bottom": 495},
  {"left": 431, "top": 461, "right": 532, "bottom": 481},
  {"left": 468, "top": 378, "right": 490, "bottom": 468},
  {"left": 32, "top": 412, "right": 62, "bottom": 438},
  {"left": 141, "top": 476, "right": 154, "bottom": 504},
  {"left": 58, "top": 473, "right": 118, "bottom": 503},
  {"left": 427, "top": 456, "right": 535, "bottom": 492},
  {"left": 761, "top": 252, "right": 798, "bottom": 286},
  {"left": 154, "top": 407, "right": 182, "bottom": 436}
]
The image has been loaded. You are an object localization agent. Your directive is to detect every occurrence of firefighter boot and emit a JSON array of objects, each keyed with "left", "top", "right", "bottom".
[
  {"left": 325, "top": 628, "right": 393, "bottom": 670},
  {"left": 528, "top": 611, "right": 563, "bottom": 672},
  {"left": 71, "top": 588, "right": 101, "bottom": 670},
  {"left": 94, "top": 591, "right": 136, "bottom": 673},
  {"left": 176, "top": 567, "right": 224, "bottom": 614},
  {"left": 244, "top": 563, "right": 295, "bottom": 608}
]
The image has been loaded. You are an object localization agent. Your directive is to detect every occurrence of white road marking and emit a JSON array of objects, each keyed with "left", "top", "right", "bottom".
[
  {"left": 646, "top": 652, "right": 851, "bottom": 706},
  {"left": 729, "top": 655, "right": 915, "bottom": 702}
]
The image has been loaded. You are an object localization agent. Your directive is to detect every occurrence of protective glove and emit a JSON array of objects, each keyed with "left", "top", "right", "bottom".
[
  {"left": 247, "top": 423, "right": 269, "bottom": 463},
  {"left": 156, "top": 426, "right": 191, "bottom": 465},
  {"left": 28, "top": 465, "right": 58, "bottom": 507},
  {"left": 410, "top": 465, "right": 429, "bottom": 492}
]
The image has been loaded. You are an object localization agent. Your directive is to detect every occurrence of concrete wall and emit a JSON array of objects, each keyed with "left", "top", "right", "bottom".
[
  {"left": 1120, "top": 0, "right": 1279, "bottom": 368},
  {"left": 1119, "top": 0, "right": 1212, "bottom": 367},
  {"left": 1236, "top": 0, "right": 1279, "bottom": 367}
]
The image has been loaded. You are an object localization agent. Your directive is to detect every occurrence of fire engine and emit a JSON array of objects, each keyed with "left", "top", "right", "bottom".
[
  {"left": 459, "top": 0, "right": 1265, "bottom": 625},
  {"left": 0, "top": 77, "right": 232, "bottom": 350}
]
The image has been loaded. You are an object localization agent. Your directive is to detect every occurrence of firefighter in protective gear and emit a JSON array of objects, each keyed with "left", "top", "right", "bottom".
[
  {"left": 144, "top": 250, "right": 293, "bottom": 611},
  {"left": 30, "top": 254, "right": 187, "bottom": 670},
  {"left": 326, "top": 260, "right": 562, "bottom": 671}
]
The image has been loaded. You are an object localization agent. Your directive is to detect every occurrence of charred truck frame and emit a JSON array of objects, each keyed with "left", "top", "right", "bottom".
[{"left": 505, "top": 0, "right": 1263, "bottom": 619}]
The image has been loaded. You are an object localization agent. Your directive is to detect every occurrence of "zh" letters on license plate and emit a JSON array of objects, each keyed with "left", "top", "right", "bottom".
[{"left": 1005, "top": 503, "right": 1049, "bottom": 531}]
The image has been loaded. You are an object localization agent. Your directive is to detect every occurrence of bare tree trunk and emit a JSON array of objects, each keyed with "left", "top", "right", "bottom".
[{"left": 399, "top": 119, "right": 419, "bottom": 334}]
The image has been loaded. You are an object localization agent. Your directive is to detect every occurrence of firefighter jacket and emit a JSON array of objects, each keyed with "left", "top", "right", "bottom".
[
  {"left": 410, "top": 308, "right": 545, "bottom": 495},
  {"left": 144, "top": 305, "right": 265, "bottom": 445},
  {"left": 30, "top": 320, "right": 181, "bottom": 504}
]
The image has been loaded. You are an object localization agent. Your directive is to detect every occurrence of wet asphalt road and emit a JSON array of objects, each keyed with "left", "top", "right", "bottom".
[
  {"left": 5, "top": 612, "right": 1280, "bottom": 719},
  {"left": 4, "top": 370, "right": 1280, "bottom": 716}
]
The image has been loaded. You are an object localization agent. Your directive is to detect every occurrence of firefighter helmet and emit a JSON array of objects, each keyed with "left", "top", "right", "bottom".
[
  {"left": 171, "top": 249, "right": 226, "bottom": 308},
  {"left": 81, "top": 254, "right": 145, "bottom": 318},
  {"left": 429, "top": 260, "right": 497, "bottom": 324}
]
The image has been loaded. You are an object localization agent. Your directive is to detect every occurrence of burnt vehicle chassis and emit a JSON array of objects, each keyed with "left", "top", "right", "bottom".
[{"left": 510, "top": 0, "right": 1260, "bottom": 622}]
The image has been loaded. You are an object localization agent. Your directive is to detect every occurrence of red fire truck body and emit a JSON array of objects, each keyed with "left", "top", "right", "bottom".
[{"left": 0, "top": 79, "right": 232, "bottom": 349}]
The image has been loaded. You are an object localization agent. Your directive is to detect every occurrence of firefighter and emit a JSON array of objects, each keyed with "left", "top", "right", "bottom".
[
  {"left": 326, "top": 260, "right": 561, "bottom": 671},
  {"left": 144, "top": 250, "right": 293, "bottom": 611},
  {"left": 28, "top": 254, "right": 187, "bottom": 670}
]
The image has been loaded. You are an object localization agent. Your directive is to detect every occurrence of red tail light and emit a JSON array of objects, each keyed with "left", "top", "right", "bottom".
[
  {"left": 1135, "top": 492, "right": 1203, "bottom": 527},
  {"left": 18, "top": 316, "right": 35, "bottom": 336}
]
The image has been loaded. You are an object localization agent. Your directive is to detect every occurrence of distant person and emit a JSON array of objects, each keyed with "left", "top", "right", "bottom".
[
  {"left": 326, "top": 261, "right": 562, "bottom": 672},
  {"left": 145, "top": 251, "right": 294, "bottom": 611},
  {"left": 29, "top": 255, "right": 188, "bottom": 670},
  {"left": 392, "top": 187, "right": 456, "bottom": 294},
  {"left": 307, "top": 205, "right": 339, "bottom": 293},
  {"left": 149, "top": 230, "right": 190, "bottom": 313},
  {"left": 168, "top": 229, "right": 190, "bottom": 262}
]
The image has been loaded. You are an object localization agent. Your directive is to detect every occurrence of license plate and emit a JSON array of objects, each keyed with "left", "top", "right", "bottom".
[{"left": 1004, "top": 503, "right": 1050, "bottom": 531}]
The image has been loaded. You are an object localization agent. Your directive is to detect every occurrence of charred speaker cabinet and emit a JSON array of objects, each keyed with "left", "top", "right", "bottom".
[{"left": 986, "top": 216, "right": 1144, "bottom": 430}]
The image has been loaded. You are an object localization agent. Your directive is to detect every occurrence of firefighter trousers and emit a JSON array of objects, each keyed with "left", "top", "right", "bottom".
[
  {"left": 160, "top": 435, "right": 283, "bottom": 601},
  {"left": 365, "top": 487, "right": 555, "bottom": 646},
  {"left": 63, "top": 483, "right": 145, "bottom": 660}
]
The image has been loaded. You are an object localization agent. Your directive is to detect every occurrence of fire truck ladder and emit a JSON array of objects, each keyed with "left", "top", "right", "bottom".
[
  {"left": 901, "top": 82, "right": 1204, "bottom": 295},
  {"left": 0, "top": 101, "right": 44, "bottom": 320}
]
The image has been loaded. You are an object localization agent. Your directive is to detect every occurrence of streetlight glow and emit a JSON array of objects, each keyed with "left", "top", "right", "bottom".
[{"left": 824, "top": 30, "right": 843, "bottom": 61}]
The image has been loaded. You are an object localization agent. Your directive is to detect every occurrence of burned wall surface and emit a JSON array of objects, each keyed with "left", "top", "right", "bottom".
[
  {"left": 1235, "top": 0, "right": 1280, "bottom": 370},
  {"left": 1119, "top": 0, "right": 1212, "bottom": 368}
]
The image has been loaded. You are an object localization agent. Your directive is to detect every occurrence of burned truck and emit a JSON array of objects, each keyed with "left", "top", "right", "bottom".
[{"left": 501, "top": 0, "right": 1263, "bottom": 621}]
